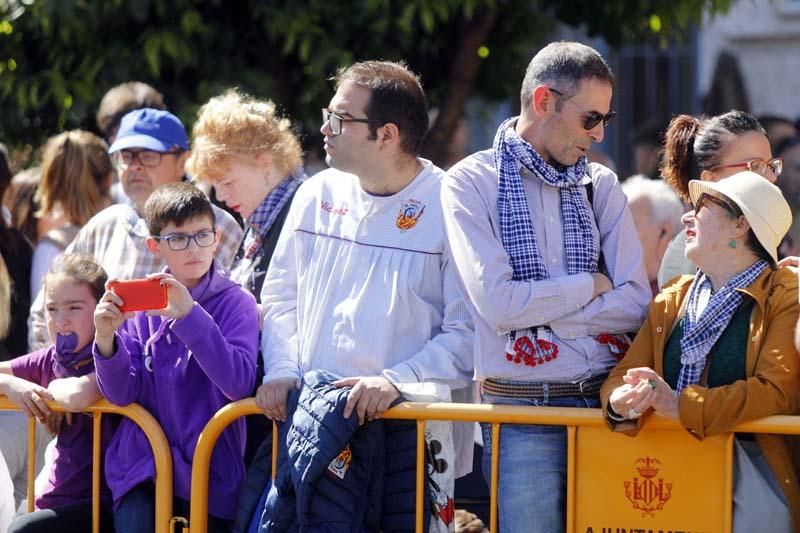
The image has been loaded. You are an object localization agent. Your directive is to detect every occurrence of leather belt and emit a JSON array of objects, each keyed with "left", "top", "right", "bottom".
[{"left": 482, "top": 374, "right": 607, "bottom": 400}]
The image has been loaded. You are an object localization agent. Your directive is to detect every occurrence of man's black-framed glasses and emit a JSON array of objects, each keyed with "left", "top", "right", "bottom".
[
  {"left": 114, "top": 149, "right": 182, "bottom": 168},
  {"left": 152, "top": 228, "right": 217, "bottom": 251},
  {"left": 322, "top": 108, "right": 385, "bottom": 136},
  {"left": 548, "top": 88, "right": 617, "bottom": 130}
]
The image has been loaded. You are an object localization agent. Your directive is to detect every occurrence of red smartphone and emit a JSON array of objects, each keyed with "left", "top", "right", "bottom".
[{"left": 108, "top": 279, "right": 168, "bottom": 313}]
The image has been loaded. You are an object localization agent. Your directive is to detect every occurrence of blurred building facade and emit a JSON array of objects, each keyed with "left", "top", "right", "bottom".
[{"left": 699, "top": 0, "right": 800, "bottom": 119}]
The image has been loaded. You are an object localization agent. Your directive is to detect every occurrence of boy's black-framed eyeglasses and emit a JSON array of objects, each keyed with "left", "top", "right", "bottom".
[
  {"left": 322, "top": 108, "right": 385, "bottom": 136},
  {"left": 152, "top": 228, "right": 217, "bottom": 251},
  {"left": 548, "top": 88, "right": 617, "bottom": 130}
]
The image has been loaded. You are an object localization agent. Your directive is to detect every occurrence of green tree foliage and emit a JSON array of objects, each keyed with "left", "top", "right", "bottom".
[{"left": 0, "top": 0, "right": 730, "bottom": 165}]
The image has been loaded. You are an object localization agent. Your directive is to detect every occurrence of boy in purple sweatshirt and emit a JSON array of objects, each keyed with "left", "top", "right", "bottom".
[
  {"left": 93, "top": 182, "right": 259, "bottom": 533},
  {"left": 1, "top": 254, "right": 115, "bottom": 533}
]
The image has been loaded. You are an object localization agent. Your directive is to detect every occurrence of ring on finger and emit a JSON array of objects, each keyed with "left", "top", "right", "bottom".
[{"left": 648, "top": 379, "right": 657, "bottom": 391}]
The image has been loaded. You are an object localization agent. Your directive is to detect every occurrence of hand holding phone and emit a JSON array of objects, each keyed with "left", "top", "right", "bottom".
[
  {"left": 144, "top": 273, "right": 195, "bottom": 320},
  {"left": 108, "top": 279, "right": 169, "bottom": 312}
]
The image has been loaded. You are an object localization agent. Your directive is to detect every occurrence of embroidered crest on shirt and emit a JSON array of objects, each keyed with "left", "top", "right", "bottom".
[
  {"left": 396, "top": 199, "right": 425, "bottom": 230},
  {"left": 327, "top": 444, "right": 353, "bottom": 480}
]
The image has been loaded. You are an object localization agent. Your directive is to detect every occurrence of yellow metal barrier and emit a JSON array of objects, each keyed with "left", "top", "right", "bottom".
[
  {"left": 0, "top": 396, "right": 174, "bottom": 533},
  {"left": 187, "top": 400, "right": 265, "bottom": 533},
  {"left": 188, "top": 399, "right": 800, "bottom": 533}
]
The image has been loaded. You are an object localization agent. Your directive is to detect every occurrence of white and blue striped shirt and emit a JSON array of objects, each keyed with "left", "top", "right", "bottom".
[{"left": 260, "top": 160, "right": 473, "bottom": 390}]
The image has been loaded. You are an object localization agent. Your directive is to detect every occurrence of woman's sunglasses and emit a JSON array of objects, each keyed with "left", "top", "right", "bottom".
[{"left": 693, "top": 193, "right": 741, "bottom": 216}]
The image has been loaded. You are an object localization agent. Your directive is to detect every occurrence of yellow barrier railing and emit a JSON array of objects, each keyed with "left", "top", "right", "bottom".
[
  {"left": 0, "top": 396, "right": 174, "bottom": 533},
  {"left": 187, "top": 399, "right": 800, "bottom": 533},
  {"left": 186, "top": 400, "right": 265, "bottom": 533}
]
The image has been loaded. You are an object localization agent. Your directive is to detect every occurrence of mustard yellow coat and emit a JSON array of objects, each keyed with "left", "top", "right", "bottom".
[{"left": 600, "top": 267, "right": 800, "bottom": 531}]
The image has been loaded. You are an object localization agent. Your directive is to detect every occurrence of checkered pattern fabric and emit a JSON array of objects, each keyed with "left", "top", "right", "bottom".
[
  {"left": 243, "top": 170, "right": 305, "bottom": 259},
  {"left": 493, "top": 116, "right": 598, "bottom": 356},
  {"left": 248, "top": 170, "right": 304, "bottom": 239},
  {"left": 676, "top": 260, "right": 769, "bottom": 393}
]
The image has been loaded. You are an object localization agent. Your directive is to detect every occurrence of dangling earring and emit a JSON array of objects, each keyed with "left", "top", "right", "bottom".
[{"left": 728, "top": 239, "right": 737, "bottom": 249}]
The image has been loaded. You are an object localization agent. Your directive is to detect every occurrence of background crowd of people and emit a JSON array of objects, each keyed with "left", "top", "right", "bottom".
[{"left": 0, "top": 39, "right": 799, "bottom": 533}]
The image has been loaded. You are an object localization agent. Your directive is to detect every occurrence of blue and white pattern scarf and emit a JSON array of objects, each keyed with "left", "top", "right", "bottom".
[
  {"left": 248, "top": 168, "right": 305, "bottom": 241},
  {"left": 675, "top": 259, "right": 769, "bottom": 393},
  {"left": 494, "top": 117, "right": 598, "bottom": 357}
]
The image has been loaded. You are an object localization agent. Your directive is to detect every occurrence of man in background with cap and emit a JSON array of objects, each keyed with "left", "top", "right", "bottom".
[{"left": 27, "top": 108, "right": 243, "bottom": 350}]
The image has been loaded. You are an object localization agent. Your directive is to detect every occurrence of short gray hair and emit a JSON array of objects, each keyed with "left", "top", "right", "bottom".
[
  {"left": 622, "top": 175, "right": 684, "bottom": 236},
  {"left": 520, "top": 41, "right": 614, "bottom": 110}
]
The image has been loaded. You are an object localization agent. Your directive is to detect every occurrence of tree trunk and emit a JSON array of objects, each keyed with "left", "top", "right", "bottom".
[{"left": 421, "top": 6, "right": 497, "bottom": 166}]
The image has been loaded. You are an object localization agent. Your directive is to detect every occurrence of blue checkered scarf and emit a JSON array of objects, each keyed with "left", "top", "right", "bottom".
[
  {"left": 675, "top": 260, "right": 769, "bottom": 393},
  {"left": 494, "top": 117, "right": 598, "bottom": 349},
  {"left": 247, "top": 168, "right": 305, "bottom": 239},
  {"left": 494, "top": 117, "right": 597, "bottom": 281}
]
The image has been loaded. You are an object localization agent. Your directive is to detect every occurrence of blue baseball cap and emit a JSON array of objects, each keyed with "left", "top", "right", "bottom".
[{"left": 108, "top": 108, "right": 190, "bottom": 153}]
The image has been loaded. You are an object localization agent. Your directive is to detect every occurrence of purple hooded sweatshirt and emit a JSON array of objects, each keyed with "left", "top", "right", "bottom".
[
  {"left": 93, "top": 263, "right": 258, "bottom": 520},
  {"left": 11, "top": 341, "right": 115, "bottom": 510}
]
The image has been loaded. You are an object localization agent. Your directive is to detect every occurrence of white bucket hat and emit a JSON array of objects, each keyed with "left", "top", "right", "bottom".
[{"left": 688, "top": 171, "right": 792, "bottom": 263}]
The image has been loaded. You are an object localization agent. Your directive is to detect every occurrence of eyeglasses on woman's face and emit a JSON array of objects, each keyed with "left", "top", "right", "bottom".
[
  {"left": 711, "top": 157, "right": 783, "bottom": 178},
  {"left": 693, "top": 193, "right": 741, "bottom": 216}
]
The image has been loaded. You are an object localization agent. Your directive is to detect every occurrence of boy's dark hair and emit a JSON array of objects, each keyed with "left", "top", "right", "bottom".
[
  {"left": 334, "top": 60, "right": 429, "bottom": 155},
  {"left": 144, "top": 182, "right": 215, "bottom": 236},
  {"left": 45, "top": 254, "right": 108, "bottom": 301}
]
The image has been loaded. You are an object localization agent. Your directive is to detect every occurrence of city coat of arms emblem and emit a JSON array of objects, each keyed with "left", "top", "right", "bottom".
[{"left": 624, "top": 457, "right": 673, "bottom": 517}]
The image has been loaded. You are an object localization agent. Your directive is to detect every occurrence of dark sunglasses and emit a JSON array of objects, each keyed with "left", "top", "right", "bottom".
[
  {"left": 549, "top": 88, "right": 616, "bottom": 130},
  {"left": 693, "top": 193, "right": 741, "bottom": 216}
]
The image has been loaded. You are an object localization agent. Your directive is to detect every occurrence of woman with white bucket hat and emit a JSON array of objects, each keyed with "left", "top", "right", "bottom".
[{"left": 601, "top": 171, "right": 800, "bottom": 532}]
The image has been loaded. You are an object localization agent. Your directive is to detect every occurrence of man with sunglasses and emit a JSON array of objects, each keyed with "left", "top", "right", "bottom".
[
  {"left": 28, "top": 108, "right": 242, "bottom": 349},
  {"left": 441, "top": 41, "right": 650, "bottom": 533},
  {"left": 254, "top": 60, "right": 473, "bottom": 529}
]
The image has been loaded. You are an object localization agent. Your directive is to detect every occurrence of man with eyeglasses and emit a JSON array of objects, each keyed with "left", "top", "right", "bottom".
[
  {"left": 252, "top": 60, "right": 472, "bottom": 529},
  {"left": 28, "top": 108, "right": 242, "bottom": 350},
  {"left": 441, "top": 42, "right": 650, "bottom": 532}
]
